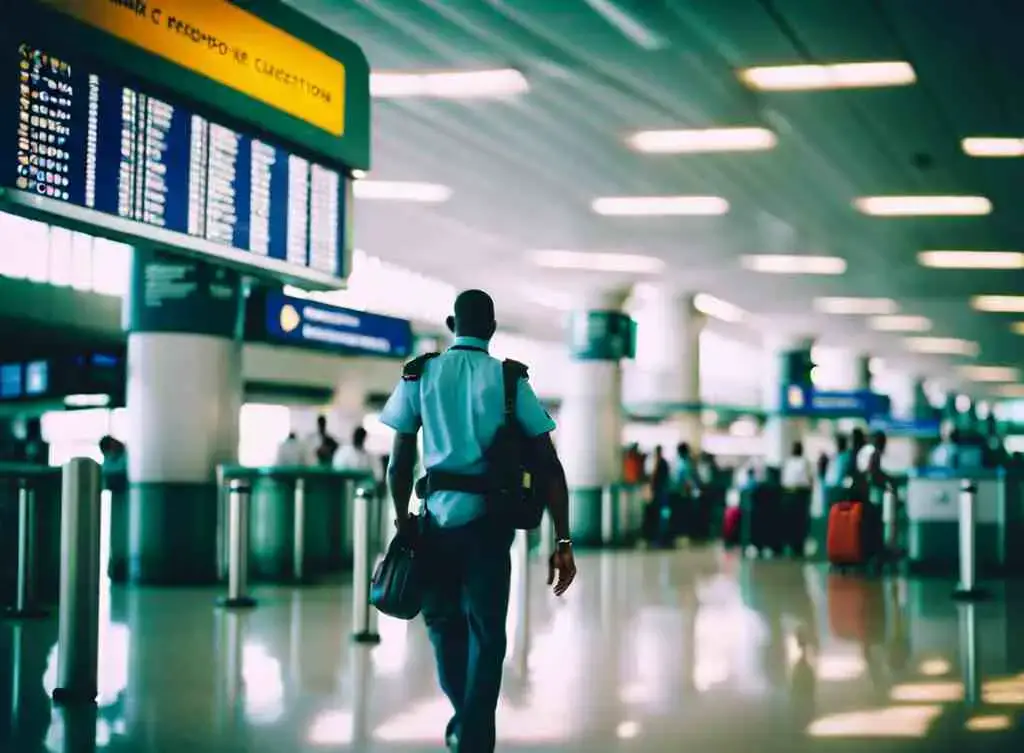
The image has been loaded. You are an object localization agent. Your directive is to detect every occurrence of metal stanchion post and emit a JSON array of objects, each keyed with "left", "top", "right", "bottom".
[
  {"left": 540, "top": 509, "right": 554, "bottom": 556},
  {"left": 512, "top": 528, "right": 531, "bottom": 675},
  {"left": 52, "top": 458, "right": 102, "bottom": 705},
  {"left": 218, "top": 480, "right": 257, "bottom": 609},
  {"left": 6, "top": 479, "right": 48, "bottom": 619},
  {"left": 601, "top": 485, "right": 617, "bottom": 547},
  {"left": 352, "top": 486, "right": 381, "bottom": 644},
  {"left": 953, "top": 480, "right": 988, "bottom": 600},
  {"left": 216, "top": 466, "right": 227, "bottom": 581},
  {"left": 617, "top": 486, "right": 633, "bottom": 546},
  {"left": 293, "top": 478, "right": 306, "bottom": 583}
]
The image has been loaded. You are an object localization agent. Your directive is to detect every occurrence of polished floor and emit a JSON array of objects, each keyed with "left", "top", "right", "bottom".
[{"left": 3, "top": 545, "right": 1024, "bottom": 752}]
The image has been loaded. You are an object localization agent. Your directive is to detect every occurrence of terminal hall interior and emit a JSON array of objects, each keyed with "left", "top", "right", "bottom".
[{"left": 4, "top": 0, "right": 1024, "bottom": 751}]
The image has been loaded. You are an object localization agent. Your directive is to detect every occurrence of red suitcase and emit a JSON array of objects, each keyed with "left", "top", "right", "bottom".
[
  {"left": 723, "top": 506, "right": 742, "bottom": 546},
  {"left": 826, "top": 501, "right": 876, "bottom": 566}
]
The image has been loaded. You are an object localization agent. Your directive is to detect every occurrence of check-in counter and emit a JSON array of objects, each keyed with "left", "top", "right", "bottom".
[
  {"left": 569, "top": 482, "right": 645, "bottom": 548},
  {"left": 905, "top": 469, "right": 1023, "bottom": 574},
  {"left": 217, "top": 466, "right": 377, "bottom": 584},
  {"left": 0, "top": 463, "right": 62, "bottom": 608}
]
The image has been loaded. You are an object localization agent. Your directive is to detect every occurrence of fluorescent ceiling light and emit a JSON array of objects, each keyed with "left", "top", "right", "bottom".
[
  {"left": 993, "top": 384, "right": 1024, "bottom": 398},
  {"left": 628, "top": 127, "right": 777, "bottom": 154},
  {"left": 739, "top": 61, "right": 916, "bottom": 92},
  {"left": 370, "top": 69, "right": 529, "bottom": 99},
  {"left": 592, "top": 196, "right": 729, "bottom": 217},
  {"left": 972, "top": 295, "right": 1024, "bottom": 313},
  {"left": 352, "top": 181, "right": 452, "bottom": 203},
  {"left": 918, "top": 250, "right": 1024, "bottom": 269},
  {"left": 905, "top": 337, "right": 980, "bottom": 357},
  {"left": 740, "top": 254, "right": 846, "bottom": 275},
  {"left": 583, "top": 0, "right": 666, "bottom": 50},
  {"left": 530, "top": 249, "right": 664, "bottom": 274},
  {"left": 814, "top": 297, "right": 898, "bottom": 315},
  {"left": 957, "top": 365, "right": 1020, "bottom": 383},
  {"left": 854, "top": 196, "right": 992, "bottom": 217},
  {"left": 869, "top": 315, "right": 932, "bottom": 332},
  {"left": 694, "top": 293, "right": 746, "bottom": 323},
  {"left": 962, "top": 137, "right": 1024, "bottom": 158}
]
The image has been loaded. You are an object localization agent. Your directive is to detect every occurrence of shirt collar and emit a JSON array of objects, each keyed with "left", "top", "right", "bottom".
[{"left": 451, "top": 336, "right": 490, "bottom": 353}]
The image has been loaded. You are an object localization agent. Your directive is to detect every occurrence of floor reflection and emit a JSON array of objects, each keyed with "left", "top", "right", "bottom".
[{"left": 1, "top": 546, "right": 1024, "bottom": 751}]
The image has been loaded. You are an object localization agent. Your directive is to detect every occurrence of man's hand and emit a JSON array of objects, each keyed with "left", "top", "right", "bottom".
[
  {"left": 547, "top": 545, "right": 577, "bottom": 596},
  {"left": 395, "top": 514, "right": 419, "bottom": 543}
]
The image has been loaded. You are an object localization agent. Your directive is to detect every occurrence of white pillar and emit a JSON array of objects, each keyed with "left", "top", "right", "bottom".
[
  {"left": 627, "top": 287, "right": 705, "bottom": 449},
  {"left": 762, "top": 335, "right": 815, "bottom": 468},
  {"left": 558, "top": 289, "right": 630, "bottom": 546}
]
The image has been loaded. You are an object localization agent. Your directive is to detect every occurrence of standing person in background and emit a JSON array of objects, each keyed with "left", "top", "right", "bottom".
[
  {"left": 275, "top": 431, "right": 310, "bottom": 466},
  {"left": 781, "top": 441, "right": 814, "bottom": 556},
  {"left": 649, "top": 445, "right": 670, "bottom": 507},
  {"left": 334, "top": 426, "right": 380, "bottom": 480},
  {"left": 312, "top": 414, "right": 339, "bottom": 467}
]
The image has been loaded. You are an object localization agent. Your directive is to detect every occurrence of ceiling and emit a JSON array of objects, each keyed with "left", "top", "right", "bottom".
[{"left": 288, "top": 0, "right": 1024, "bottom": 396}]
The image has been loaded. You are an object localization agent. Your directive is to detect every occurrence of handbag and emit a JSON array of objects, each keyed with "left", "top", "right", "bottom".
[{"left": 369, "top": 520, "right": 424, "bottom": 620}]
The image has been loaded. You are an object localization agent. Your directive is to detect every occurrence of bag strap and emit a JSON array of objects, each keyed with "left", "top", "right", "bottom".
[{"left": 501, "top": 359, "right": 528, "bottom": 425}]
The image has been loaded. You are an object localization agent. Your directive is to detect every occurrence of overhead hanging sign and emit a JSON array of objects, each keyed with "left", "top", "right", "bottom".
[
  {"left": 39, "top": 0, "right": 346, "bottom": 136},
  {"left": 783, "top": 386, "right": 890, "bottom": 419},
  {"left": 261, "top": 291, "right": 413, "bottom": 359}
]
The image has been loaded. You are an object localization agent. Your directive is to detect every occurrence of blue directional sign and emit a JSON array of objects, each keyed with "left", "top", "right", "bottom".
[
  {"left": 262, "top": 291, "right": 413, "bottom": 359},
  {"left": 869, "top": 416, "right": 942, "bottom": 438},
  {"left": 783, "top": 385, "right": 890, "bottom": 419}
]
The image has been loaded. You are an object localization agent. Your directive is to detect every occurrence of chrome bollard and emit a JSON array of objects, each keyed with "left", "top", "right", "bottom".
[
  {"left": 6, "top": 479, "right": 48, "bottom": 619},
  {"left": 293, "top": 478, "right": 306, "bottom": 583},
  {"left": 218, "top": 480, "right": 257, "bottom": 609},
  {"left": 511, "top": 529, "right": 531, "bottom": 675},
  {"left": 953, "top": 480, "right": 988, "bottom": 600},
  {"left": 600, "top": 485, "right": 618, "bottom": 547},
  {"left": 539, "top": 509, "right": 554, "bottom": 557},
  {"left": 352, "top": 486, "right": 381, "bottom": 644},
  {"left": 882, "top": 484, "right": 898, "bottom": 555},
  {"left": 52, "top": 458, "right": 102, "bottom": 705}
]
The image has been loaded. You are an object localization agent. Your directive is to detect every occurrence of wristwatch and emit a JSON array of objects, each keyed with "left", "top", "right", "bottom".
[{"left": 556, "top": 537, "right": 573, "bottom": 549}]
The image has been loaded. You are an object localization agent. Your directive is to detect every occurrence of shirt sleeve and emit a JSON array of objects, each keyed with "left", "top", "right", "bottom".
[
  {"left": 515, "top": 377, "right": 556, "bottom": 437},
  {"left": 379, "top": 379, "right": 422, "bottom": 434}
]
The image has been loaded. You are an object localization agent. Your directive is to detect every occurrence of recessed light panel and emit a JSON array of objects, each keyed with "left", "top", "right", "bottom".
[
  {"left": 371, "top": 69, "right": 529, "bottom": 99},
  {"left": 352, "top": 181, "right": 452, "bottom": 202},
  {"left": 854, "top": 196, "right": 992, "bottom": 217},
  {"left": 993, "top": 384, "right": 1024, "bottom": 398},
  {"left": 592, "top": 196, "right": 729, "bottom": 216},
  {"left": 918, "top": 251, "right": 1024, "bottom": 269},
  {"left": 962, "top": 137, "right": 1024, "bottom": 158},
  {"left": 628, "top": 127, "right": 777, "bottom": 154},
  {"left": 957, "top": 365, "right": 1020, "bottom": 383},
  {"left": 869, "top": 315, "right": 932, "bottom": 332},
  {"left": 530, "top": 250, "right": 665, "bottom": 274},
  {"left": 814, "top": 297, "right": 898, "bottom": 315},
  {"left": 741, "top": 255, "right": 846, "bottom": 275},
  {"left": 971, "top": 295, "right": 1024, "bottom": 313},
  {"left": 693, "top": 293, "right": 746, "bottom": 323},
  {"left": 739, "top": 61, "right": 916, "bottom": 91},
  {"left": 905, "top": 337, "right": 980, "bottom": 357}
]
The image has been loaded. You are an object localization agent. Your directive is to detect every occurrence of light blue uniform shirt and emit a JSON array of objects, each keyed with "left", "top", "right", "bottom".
[{"left": 379, "top": 336, "right": 556, "bottom": 528}]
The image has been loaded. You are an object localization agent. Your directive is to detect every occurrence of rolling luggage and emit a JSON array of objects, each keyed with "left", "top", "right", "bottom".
[
  {"left": 723, "top": 506, "right": 742, "bottom": 547},
  {"left": 740, "top": 482, "right": 782, "bottom": 555},
  {"left": 826, "top": 500, "right": 881, "bottom": 566}
]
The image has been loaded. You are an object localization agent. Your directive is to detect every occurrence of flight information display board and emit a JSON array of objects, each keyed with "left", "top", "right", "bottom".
[{"left": 6, "top": 41, "right": 348, "bottom": 282}]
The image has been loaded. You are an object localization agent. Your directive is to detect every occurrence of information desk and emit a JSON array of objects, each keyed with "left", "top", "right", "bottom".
[
  {"left": 217, "top": 465, "right": 377, "bottom": 584},
  {"left": 0, "top": 463, "right": 62, "bottom": 608},
  {"left": 904, "top": 470, "right": 1024, "bottom": 574}
]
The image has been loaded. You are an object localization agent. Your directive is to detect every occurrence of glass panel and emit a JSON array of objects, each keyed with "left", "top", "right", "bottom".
[
  {"left": 92, "top": 239, "right": 131, "bottom": 296},
  {"left": 23, "top": 217, "right": 50, "bottom": 283},
  {"left": 70, "top": 231, "right": 94, "bottom": 291}
]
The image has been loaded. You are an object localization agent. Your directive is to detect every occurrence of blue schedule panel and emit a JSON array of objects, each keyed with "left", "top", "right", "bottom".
[{"left": 8, "top": 40, "right": 348, "bottom": 280}]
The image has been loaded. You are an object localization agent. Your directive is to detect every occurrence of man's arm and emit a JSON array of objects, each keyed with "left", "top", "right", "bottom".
[
  {"left": 529, "top": 433, "right": 570, "bottom": 538},
  {"left": 387, "top": 432, "right": 418, "bottom": 523}
]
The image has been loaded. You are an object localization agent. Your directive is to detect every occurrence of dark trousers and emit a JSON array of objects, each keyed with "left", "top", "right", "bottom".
[
  {"left": 421, "top": 514, "right": 515, "bottom": 753},
  {"left": 783, "top": 488, "right": 812, "bottom": 554}
]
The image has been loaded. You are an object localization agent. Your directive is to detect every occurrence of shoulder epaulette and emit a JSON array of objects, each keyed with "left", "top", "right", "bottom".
[
  {"left": 503, "top": 359, "right": 529, "bottom": 380},
  {"left": 402, "top": 352, "right": 440, "bottom": 381}
]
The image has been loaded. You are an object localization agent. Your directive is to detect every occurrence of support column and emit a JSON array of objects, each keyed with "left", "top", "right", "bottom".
[
  {"left": 124, "top": 249, "right": 244, "bottom": 584},
  {"left": 628, "top": 287, "right": 705, "bottom": 449},
  {"left": 559, "top": 290, "right": 631, "bottom": 547},
  {"left": 762, "top": 335, "right": 815, "bottom": 469}
]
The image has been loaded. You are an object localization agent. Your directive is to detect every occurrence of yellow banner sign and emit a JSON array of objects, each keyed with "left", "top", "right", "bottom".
[{"left": 40, "top": 0, "right": 345, "bottom": 136}]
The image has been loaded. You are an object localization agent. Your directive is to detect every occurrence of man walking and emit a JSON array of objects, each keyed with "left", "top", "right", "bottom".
[{"left": 380, "top": 289, "right": 577, "bottom": 752}]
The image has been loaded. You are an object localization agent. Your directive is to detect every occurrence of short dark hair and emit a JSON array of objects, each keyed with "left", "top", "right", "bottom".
[
  {"left": 352, "top": 426, "right": 367, "bottom": 447},
  {"left": 792, "top": 440, "right": 804, "bottom": 456},
  {"left": 448, "top": 289, "right": 496, "bottom": 339},
  {"left": 836, "top": 434, "right": 849, "bottom": 452},
  {"left": 677, "top": 442, "right": 691, "bottom": 456}
]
